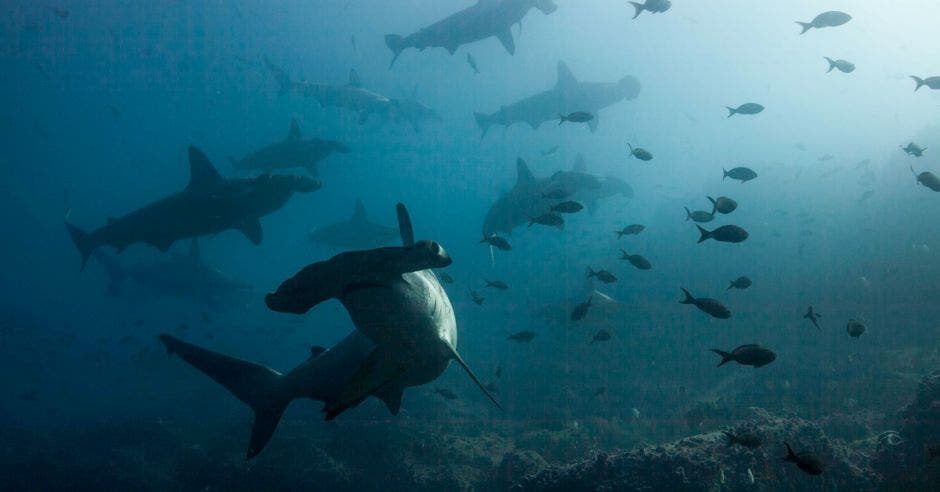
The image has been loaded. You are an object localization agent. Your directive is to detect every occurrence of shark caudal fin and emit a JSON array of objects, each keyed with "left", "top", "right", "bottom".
[
  {"left": 262, "top": 56, "right": 292, "bottom": 96},
  {"left": 385, "top": 34, "right": 406, "bottom": 69},
  {"left": 709, "top": 349, "right": 734, "bottom": 367},
  {"left": 65, "top": 222, "right": 96, "bottom": 270},
  {"left": 796, "top": 22, "right": 812, "bottom": 35},
  {"left": 474, "top": 112, "right": 493, "bottom": 138},
  {"left": 911, "top": 76, "right": 926, "bottom": 92},
  {"left": 158, "top": 335, "right": 290, "bottom": 460}
]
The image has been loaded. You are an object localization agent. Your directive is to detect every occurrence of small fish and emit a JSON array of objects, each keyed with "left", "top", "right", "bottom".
[
  {"left": 685, "top": 207, "right": 715, "bottom": 223},
  {"left": 803, "top": 306, "right": 822, "bottom": 331},
  {"left": 616, "top": 224, "right": 645, "bottom": 238},
  {"left": 528, "top": 212, "right": 565, "bottom": 229},
  {"left": 824, "top": 57, "right": 855, "bottom": 73},
  {"left": 724, "top": 430, "right": 762, "bottom": 449},
  {"left": 631, "top": 407, "right": 641, "bottom": 419},
  {"left": 846, "top": 319, "right": 865, "bottom": 338},
  {"left": 707, "top": 196, "right": 737, "bottom": 214},
  {"left": 727, "top": 276, "right": 752, "bottom": 290},
  {"left": 571, "top": 296, "right": 593, "bottom": 321},
  {"left": 620, "top": 250, "right": 652, "bottom": 270},
  {"left": 466, "top": 53, "right": 479, "bottom": 74},
  {"left": 587, "top": 267, "right": 617, "bottom": 284},
  {"left": 551, "top": 201, "right": 584, "bottom": 214},
  {"left": 796, "top": 10, "right": 851, "bottom": 34},
  {"left": 435, "top": 388, "right": 459, "bottom": 400},
  {"left": 710, "top": 344, "right": 776, "bottom": 368},
  {"left": 541, "top": 188, "right": 569, "bottom": 200},
  {"left": 696, "top": 224, "right": 749, "bottom": 244},
  {"left": 437, "top": 271, "right": 454, "bottom": 284},
  {"left": 902, "top": 142, "right": 926, "bottom": 157},
  {"left": 911, "top": 165, "right": 940, "bottom": 191},
  {"left": 627, "top": 143, "right": 653, "bottom": 161},
  {"left": 559, "top": 111, "right": 594, "bottom": 125},
  {"left": 591, "top": 329, "right": 612, "bottom": 344},
  {"left": 723, "top": 166, "right": 758, "bottom": 182},
  {"left": 783, "top": 442, "right": 825, "bottom": 475},
  {"left": 470, "top": 290, "right": 485, "bottom": 306},
  {"left": 725, "top": 103, "right": 764, "bottom": 118},
  {"left": 540, "top": 145, "right": 560, "bottom": 157},
  {"left": 679, "top": 288, "right": 731, "bottom": 319},
  {"left": 629, "top": 0, "right": 671, "bottom": 19},
  {"left": 911, "top": 75, "right": 940, "bottom": 92},
  {"left": 507, "top": 330, "right": 537, "bottom": 342},
  {"left": 485, "top": 279, "right": 509, "bottom": 290},
  {"left": 480, "top": 234, "right": 512, "bottom": 251}
]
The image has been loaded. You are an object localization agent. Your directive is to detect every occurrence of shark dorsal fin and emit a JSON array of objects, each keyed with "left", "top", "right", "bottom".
[
  {"left": 188, "top": 239, "right": 200, "bottom": 261},
  {"left": 286, "top": 118, "right": 301, "bottom": 142},
  {"left": 348, "top": 69, "right": 361, "bottom": 88},
  {"left": 186, "top": 146, "right": 223, "bottom": 192},
  {"left": 572, "top": 154, "right": 587, "bottom": 173},
  {"left": 352, "top": 198, "right": 368, "bottom": 222},
  {"left": 516, "top": 158, "right": 535, "bottom": 186},
  {"left": 555, "top": 61, "right": 578, "bottom": 91},
  {"left": 396, "top": 203, "right": 414, "bottom": 247}
]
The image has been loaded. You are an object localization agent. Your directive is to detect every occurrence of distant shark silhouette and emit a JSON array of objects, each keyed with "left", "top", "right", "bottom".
[
  {"left": 92, "top": 240, "right": 252, "bottom": 310},
  {"left": 483, "top": 155, "right": 633, "bottom": 236},
  {"left": 232, "top": 119, "right": 349, "bottom": 176},
  {"left": 66, "top": 146, "right": 319, "bottom": 268},
  {"left": 474, "top": 61, "right": 641, "bottom": 137},
  {"left": 264, "top": 57, "right": 440, "bottom": 131},
  {"left": 385, "top": 0, "right": 558, "bottom": 68},
  {"left": 308, "top": 199, "right": 398, "bottom": 250},
  {"left": 160, "top": 203, "right": 499, "bottom": 459}
]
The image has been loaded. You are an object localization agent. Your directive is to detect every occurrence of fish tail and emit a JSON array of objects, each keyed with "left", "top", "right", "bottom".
[
  {"left": 158, "top": 334, "right": 291, "bottom": 460},
  {"left": 684, "top": 206, "right": 692, "bottom": 221},
  {"left": 262, "top": 55, "right": 292, "bottom": 96},
  {"left": 709, "top": 349, "right": 733, "bottom": 366},
  {"left": 558, "top": 114, "right": 566, "bottom": 125},
  {"left": 65, "top": 221, "right": 96, "bottom": 270},
  {"left": 474, "top": 112, "right": 493, "bottom": 139},
  {"left": 696, "top": 224, "right": 711, "bottom": 243},
  {"left": 727, "top": 281, "right": 735, "bottom": 290},
  {"left": 824, "top": 57, "right": 835, "bottom": 73},
  {"left": 725, "top": 107, "right": 736, "bottom": 118},
  {"left": 783, "top": 442, "right": 797, "bottom": 462},
  {"left": 628, "top": 1, "right": 644, "bottom": 19},
  {"left": 678, "top": 287, "right": 695, "bottom": 305},
  {"left": 384, "top": 34, "right": 406, "bottom": 69},
  {"left": 796, "top": 22, "right": 812, "bottom": 34},
  {"left": 616, "top": 231, "right": 624, "bottom": 239},
  {"left": 587, "top": 267, "right": 596, "bottom": 278},
  {"left": 911, "top": 76, "right": 925, "bottom": 92},
  {"left": 707, "top": 196, "right": 717, "bottom": 213}
]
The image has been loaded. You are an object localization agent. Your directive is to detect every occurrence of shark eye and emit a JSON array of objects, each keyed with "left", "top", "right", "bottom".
[{"left": 429, "top": 242, "right": 442, "bottom": 255}]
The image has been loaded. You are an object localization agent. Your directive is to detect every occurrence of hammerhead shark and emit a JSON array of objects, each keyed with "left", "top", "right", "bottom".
[
  {"left": 385, "top": 0, "right": 558, "bottom": 68},
  {"left": 160, "top": 203, "right": 499, "bottom": 459},
  {"left": 474, "top": 61, "right": 641, "bottom": 137},
  {"left": 232, "top": 119, "right": 349, "bottom": 176},
  {"left": 66, "top": 146, "right": 319, "bottom": 268},
  {"left": 308, "top": 198, "right": 399, "bottom": 250}
]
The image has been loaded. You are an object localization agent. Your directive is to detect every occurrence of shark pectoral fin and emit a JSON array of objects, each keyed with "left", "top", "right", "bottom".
[
  {"left": 588, "top": 115, "right": 599, "bottom": 133},
  {"left": 374, "top": 381, "right": 405, "bottom": 415},
  {"left": 496, "top": 28, "right": 515, "bottom": 55},
  {"left": 446, "top": 344, "right": 503, "bottom": 411},
  {"left": 237, "top": 219, "right": 263, "bottom": 245},
  {"left": 324, "top": 347, "right": 405, "bottom": 420}
]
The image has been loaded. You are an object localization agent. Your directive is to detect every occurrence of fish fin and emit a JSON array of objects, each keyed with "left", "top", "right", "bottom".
[
  {"left": 911, "top": 76, "right": 925, "bottom": 92},
  {"left": 555, "top": 61, "right": 578, "bottom": 90},
  {"left": 679, "top": 287, "right": 695, "bottom": 305},
  {"left": 796, "top": 22, "right": 812, "bottom": 34},
  {"left": 385, "top": 34, "right": 406, "bottom": 69},
  {"left": 516, "top": 158, "right": 536, "bottom": 187},
  {"left": 696, "top": 225, "right": 711, "bottom": 243},
  {"left": 65, "top": 222, "right": 95, "bottom": 270},
  {"left": 186, "top": 146, "right": 224, "bottom": 192},
  {"left": 722, "top": 168, "right": 729, "bottom": 179},
  {"left": 324, "top": 347, "right": 404, "bottom": 420},
  {"left": 588, "top": 115, "right": 599, "bottom": 133},
  {"left": 237, "top": 219, "right": 263, "bottom": 245},
  {"left": 374, "top": 382, "right": 405, "bottom": 415},
  {"left": 629, "top": 1, "right": 644, "bottom": 19},
  {"left": 396, "top": 203, "right": 414, "bottom": 247},
  {"left": 684, "top": 207, "right": 692, "bottom": 221},
  {"left": 286, "top": 118, "right": 301, "bottom": 141},
  {"left": 709, "top": 349, "right": 734, "bottom": 366},
  {"left": 824, "top": 57, "right": 835, "bottom": 73},
  {"left": 495, "top": 28, "right": 515, "bottom": 55},
  {"left": 474, "top": 112, "right": 493, "bottom": 138},
  {"left": 725, "top": 107, "right": 736, "bottom": 118},
  {"left": 347, "top": 68, "right": 361, "bottom": 87},
  {"left": 445, "top": 344, "right": 503, "bottom": 411},
  {"left": 783, "top": 442, "right": 797, "bottom": 461},
  {"left": 158, "top": 335, "right": 288, "bottom": 460}
]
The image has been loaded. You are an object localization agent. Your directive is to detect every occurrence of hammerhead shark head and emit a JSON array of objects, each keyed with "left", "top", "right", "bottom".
[
  {"left": 385, "top": 0, "right": 558, "bottom": 68},
  {"left": 474, "top": 61, "right": 641, "bottom": 137},
  {"left": 160, "top": 203, "right": 499, "bottom": 459},
  {"left": 232, "top": 119, "right": 349, "bottom": 176},
  {"left": 66, "top": 146, "right": 319, "bottom": 268},
  {"left": 483, "top": 155, "right": 634, "bottom": 236}
]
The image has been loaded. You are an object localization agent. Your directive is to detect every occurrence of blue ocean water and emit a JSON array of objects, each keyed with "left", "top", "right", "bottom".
[{"left": 2, "top": 1, "right": 940, "bottom": 490}]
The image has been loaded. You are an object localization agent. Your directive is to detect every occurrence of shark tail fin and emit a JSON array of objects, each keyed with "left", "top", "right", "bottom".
[
  {"left": 385, "top": 34, "right": 406, "bottom": 69},
  {"left": 446, "top": 345, "right": 503, "bottom": 411},
  {"left": 629, "top": 1, "right": 644, "bottom": 19},
  {"left": 911, "top": 76, "right": 925, "bottom": 92},
  {"left": 709, "top": 349, "right": 734, "bottom": 366},
  {"left": 65, "top": 222, "right": 95, "bottom": 270},
  {"left": 796, "top": 22, "right": 812, "bottom": 34},
  {"left": 158, "top": 335, "right": 290, "bottom": 460},
  {"left": 262, "top": 56, "right": 292, "bottom": 96},
  {"left": 474, "top": 112, "right": 493, "bottom": 138}
]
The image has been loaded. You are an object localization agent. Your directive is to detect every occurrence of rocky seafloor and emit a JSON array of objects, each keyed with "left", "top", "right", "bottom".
[{"left": 1, "top": 369, "right": 938, "bottom": 491}]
